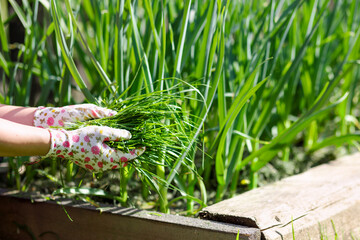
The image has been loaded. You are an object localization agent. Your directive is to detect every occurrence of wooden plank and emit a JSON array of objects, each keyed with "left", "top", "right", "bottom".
[
  {"left": 0, "top": 189, "right": 260, "bottom": 240},
  {"left": 200, "top": 153, "right": 360, "bottom": 240}
]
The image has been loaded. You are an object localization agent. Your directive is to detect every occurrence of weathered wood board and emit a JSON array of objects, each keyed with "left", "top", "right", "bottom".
[
  {"left": 200, "top": 153, "right": 360, "bottom": 240},
  {"left": 0, "top": 189, "right": 260, "bottom": 240}
]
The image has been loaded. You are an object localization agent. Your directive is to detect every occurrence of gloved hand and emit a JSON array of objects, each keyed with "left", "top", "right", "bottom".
[
  {"left": 33, "top": 104, "right": 116, "bottom": 128},
  {"left": 45, "top": 126, "right": 145, "bottom": 172}
]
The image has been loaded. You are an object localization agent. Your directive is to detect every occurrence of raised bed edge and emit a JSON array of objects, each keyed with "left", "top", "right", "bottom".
[{"left": 0, "top": 188, "right": 261, "bottom": 240}]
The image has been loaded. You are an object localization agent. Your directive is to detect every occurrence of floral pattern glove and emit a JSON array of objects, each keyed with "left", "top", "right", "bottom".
[
  {"left": 33, "top": 104, "right": 116, "bottom": 128},
  {"left": 45, "top": 126, "right": 144, "bottom": 172}
]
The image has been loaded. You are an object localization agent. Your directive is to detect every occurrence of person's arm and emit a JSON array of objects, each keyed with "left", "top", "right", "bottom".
[
  {"left": 0, "top": 118, "right": 50, "bottom": 156},
  {"left": 0, "top": 104, "right": 37, "bottom": 126},
  {"left": 0, "top": 104, "right": 117, "bottom": 128},
  {"left": 0, "top": 104, "right": 145, "bottom": 172}
]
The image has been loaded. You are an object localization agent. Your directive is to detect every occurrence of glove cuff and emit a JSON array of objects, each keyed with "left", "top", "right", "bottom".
[
  {"left": 33, "top": 106, "right": 60, "bottom": 128},
  {"left": 33, "top": 106, "right": 45, "bottom": 127},
  {"left": 44, "top": 129, "right": 70, "bottom": 159}
]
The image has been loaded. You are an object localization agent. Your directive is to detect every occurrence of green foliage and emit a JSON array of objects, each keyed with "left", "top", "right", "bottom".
[
  {"left": 68, "top": 89, "right": 197, "bottom": 174},
  {"left": 1, "top": 0, "right": 360, "bottom": 214}
]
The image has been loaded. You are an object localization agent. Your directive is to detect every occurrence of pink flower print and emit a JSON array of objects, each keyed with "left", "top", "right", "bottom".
[
  {"left": 72, "top": 135, "right": 80, "bottom": 143},
  {"left": 47, "top": 117, "right": 54, "bottom": 126},
  {"left": 112, "top": 165, "right": 118, "bottom": 170},
  {"left": 56, "top": 150, "right": 61, "bottom": 154},
  {"left": 98, "top": 162, "right": 103, "bottom": 168},
  {"left": 130, "top": 149, "right": 136, "bottom": 156},
  {"left": 75, "top": 161, "right": 79, "bottom": 165},
  {"left": 81, "top": 148, "right": 85, "bottom": 152},
  {"left": 110, "top": 158, "right": 114, "bottom": 162},
  {"left": 91, "top": 146, "right": 100, "bottom": 155},
  {"left": 104, "top": 137, "right": 110, "bottom": 142},
  {"left": 58, "top": 120, "right": 64, "bottom": 126},
  {"left": 84, "top": 157, "right": 90, "bottom": 162},
  {"left": 91, "top": 110, "right": 98, "bottom": 117},
  {"left": 85, "top": 164, "right": 94, "bottom": 170},
  {"left": 61, "top": 108, "right": 66, "bottom": 113},
  {"left": 68, "top": 152, "right": 74, "bottom": 156},
  {"left": 63, "top": 141, "right": 70, "bottom": 148},
  {"left": 57, "top": 155, "right": 65, "bottom": 159},
  {"left": 84, "top": 135, "right": 90, "bottom": 142},
  {"left": 123, "top": 162, "right": 128, "bottom": 167},
  {"left": 102, "top": 143, "right": 108, "bottom": 149},
  {"left": 121, "top": 157, "right": 128, "bottom": 163}
]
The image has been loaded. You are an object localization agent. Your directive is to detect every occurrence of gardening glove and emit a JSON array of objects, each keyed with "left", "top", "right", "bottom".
[
  {"left": 44, "top": 126, "right": 145, "bottom": 172},
  {"left": 33, "top": 104, "right": 116, "bottom": 128}
]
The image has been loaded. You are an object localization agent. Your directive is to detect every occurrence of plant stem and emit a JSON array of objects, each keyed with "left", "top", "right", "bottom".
[
  {"left": 119, "top": 167, "right": 130, "bottom": 206},
  {"left": 215, "top": 184, "right": 225, "bottom": 203},
  {"left": 249, "top": 142, "right": 259, "bottom": 189},
  {"left": 15, "top": 159, "right": 21, "bottom": 191},
  {"left": 66, "top": 161, "right": 73, "bottom": 182},
  {"left": 229, "top": 140, "right": 246, "bottom": 197},
  {"left": 156, "top": 163, "right": 169, "bottom": 213},
  {"left": 185, "top": 150, "right": 197, "bottom": 213},
  {"left": 50, "top": 159, "right": 57, "bottom": 176},
  {"left": 249, "top": 169, "right": 258, "bottom": 190}
]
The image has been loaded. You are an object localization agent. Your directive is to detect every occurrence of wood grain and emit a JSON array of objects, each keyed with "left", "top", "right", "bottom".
[{"left": 200, "top": 153, "right": 360, "bottom": 239}]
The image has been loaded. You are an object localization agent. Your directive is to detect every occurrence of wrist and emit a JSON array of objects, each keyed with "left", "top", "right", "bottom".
[
  {"left": 38, "top": 128, "right": 52, "bottom": 156},
  {"left": 45, "top": 129, "right": 69, "bottom": 158}
]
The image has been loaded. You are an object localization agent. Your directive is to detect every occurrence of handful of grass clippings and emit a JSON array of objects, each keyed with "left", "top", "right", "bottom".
[{"left": 66, "top": 91, "right": 194, "bottom": 171}]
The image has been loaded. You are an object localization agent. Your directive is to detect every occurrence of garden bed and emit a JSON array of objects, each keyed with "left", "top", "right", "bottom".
[
  {"left": 2, "top": 0, "right": 360, "bottom": 231},
  {"left": 0, "top": 188, "right": 259, "bottom": 240},
  {"left": 1, "top": 153, "right": 360, "bottom": 240}
]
